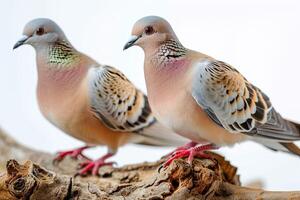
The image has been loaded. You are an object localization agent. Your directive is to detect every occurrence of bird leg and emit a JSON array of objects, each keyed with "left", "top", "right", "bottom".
[
  {"left": 53, "top": 145, "right": 92, "bottom": 163},
  {"left": 162, "top": 141, "right": 198, "bottom": 158},
  {"left": 162, "top": 143, "right": 218, "bottom": 168},
  {"left": 77, "top": 152, "right": 116, "bottom": 176}
]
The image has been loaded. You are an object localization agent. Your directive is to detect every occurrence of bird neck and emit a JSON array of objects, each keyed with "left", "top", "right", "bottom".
[
  {"left": 35, "top": 41, "right": 91, "bottom": 92},
  {"left": 144, "top": 41, "right": 190, "bottom": 110},
  {"left": 144, "top": 39, "right": 189, "bottom": 87},
  {"left": 149, "top": 39, "right": 187, "bottom": 66},
  {"left": 46, "top": 40, "right": 80, "bottom": 68}
]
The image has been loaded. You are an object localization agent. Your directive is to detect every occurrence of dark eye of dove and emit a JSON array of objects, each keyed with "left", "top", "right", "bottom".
[
  {"left": 144, "top": 26, "right": 154, "bottom": 35},
  {"left": 36, "top": 27, "right": 45, "bottom": 36}
]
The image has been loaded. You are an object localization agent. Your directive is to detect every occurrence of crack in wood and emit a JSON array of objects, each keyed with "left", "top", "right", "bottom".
[
  {"left": 64, "top": 177, "right": 73, "bottom": 200},
  {"left": 0, "top": 128, "right": 300, "bottom": 199}
]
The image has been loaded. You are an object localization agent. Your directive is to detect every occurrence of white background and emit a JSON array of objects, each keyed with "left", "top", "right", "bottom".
[{"left": 1, "top": 0, "right": 300, "bottom": 190}]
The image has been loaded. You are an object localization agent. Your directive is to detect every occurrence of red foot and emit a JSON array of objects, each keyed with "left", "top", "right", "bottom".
[
  {"left": 163, "top": 143, "right": 218, "bottom": 168},
  {"left": 53, "top": 146, "right": 91, "bottom": 163},
  {"left": 77, "top": 152, "right": 116, "bottom": 176},
  {"left": 163, "top": 141, "right": 198, "bottom": 159}
]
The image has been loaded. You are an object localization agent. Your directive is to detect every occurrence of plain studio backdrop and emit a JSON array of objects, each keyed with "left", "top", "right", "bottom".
[{"left": 1, "top": 0, "right": 300, "bottom": 190}]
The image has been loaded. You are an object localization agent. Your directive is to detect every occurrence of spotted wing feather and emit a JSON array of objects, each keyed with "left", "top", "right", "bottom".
[
  {"left": 192, "top": 60, "right": 300, "bottom": 141},
  {"left": 88, "top": 65, "right": 155, "bottom": 133}
]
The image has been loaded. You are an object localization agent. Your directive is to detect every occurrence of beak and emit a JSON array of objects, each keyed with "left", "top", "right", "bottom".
[
  {"left": 123, "top": 35, "right": 141, "bottom": 50},
  {"left": 13, "top": 35, "right": 29, "bottom": 50}
]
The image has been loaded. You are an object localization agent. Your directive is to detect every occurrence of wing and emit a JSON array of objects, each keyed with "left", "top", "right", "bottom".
[
  {"left": 88, "top": 65, "right": 155, "bottom": 133},
  {"left": 192, "top": 60, "right": 300, "bottom": 141}
]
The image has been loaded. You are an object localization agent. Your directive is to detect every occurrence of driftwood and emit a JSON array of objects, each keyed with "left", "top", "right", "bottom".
[{"left": 0, "top": 128, "right": 300, "bottom": 200}]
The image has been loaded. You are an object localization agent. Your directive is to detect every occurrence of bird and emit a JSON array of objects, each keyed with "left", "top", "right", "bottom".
[
  {"left": 13, "top": 18, "right": 188, "bottom": 175},
  {"left": 123, "top": 16, "right": 300, "bottom": 166}
]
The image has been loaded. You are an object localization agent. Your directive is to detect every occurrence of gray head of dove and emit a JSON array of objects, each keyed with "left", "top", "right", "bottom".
[
  {"left": 13, "top": 18, "right": 68, "bottom": 50},
  {"left": 123, "top": 16, "right": 178, "bottom": 51}
]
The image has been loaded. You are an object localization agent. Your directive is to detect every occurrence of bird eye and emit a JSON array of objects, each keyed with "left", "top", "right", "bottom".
[
  {"left": 144, "top": 26, "right": 154, "bottom": 35},
  {"left": 36, "top": 27, "right": 45, "bottom": 36}
]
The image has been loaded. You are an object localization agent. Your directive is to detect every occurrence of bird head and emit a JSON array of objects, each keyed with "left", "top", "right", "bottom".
[
  {"left": 123, "top": 16, "right": 178, "bottom": 51},
  {"left": 13, "top": 18, "right": 67, "bottom": 50}
]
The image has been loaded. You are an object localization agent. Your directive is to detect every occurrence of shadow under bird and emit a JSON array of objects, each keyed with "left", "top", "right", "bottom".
[
  {"left": 13, "top": 18, "right": 188, "bottom": 175},
  {"left": 124, "top": 16, "right": 300, "bottom": 166}
]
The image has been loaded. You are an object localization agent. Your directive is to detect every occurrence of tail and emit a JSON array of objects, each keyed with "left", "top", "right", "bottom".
[
  {"left": 134, "top": 121, "right": 189, "bottom": 147},
  {"left": 280, "top": 120, "right": 300, "bottom": 156},
  {"left": 251, "top": 137, "right": 300, "bottom": 156},
  {"left": 281, "top": 119, "right": 300, "bottom": 156},
  {"left": 254, "top": 118, "right": 300, "bottom": 156},
  {"left": 280, "top": 142, "right": 300, "bottom": 156},
  {"left": 252, "top": 119, "right": 300, "bottom": 157},
  {"left": 289, "top": 119, "right": 300, "bottom": 134}
]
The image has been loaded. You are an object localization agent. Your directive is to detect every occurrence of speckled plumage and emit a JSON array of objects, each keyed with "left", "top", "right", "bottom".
[
  {"left": 48, "top": 41, "right": 80, "bottom": 66},
  {"left": 126, "top": 16, "right": 300, "bottom": 156},
  {"left": 14, "top": 18, "right": 188, "bottom": 175},
  {"left": 192, "top": 60, "right": 300, "bottom": 141},
  {"left": 89, "top": 66, "right": 156, "bottom": 133},
  {"left": 157, "top": 40, "right": 187, "bottom": 61}
]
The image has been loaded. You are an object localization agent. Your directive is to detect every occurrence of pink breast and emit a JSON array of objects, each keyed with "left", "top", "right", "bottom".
[
  {"left": 146, "top": 58, "right": 190, "bottom": 115},
  {"left": 163, "top": 59, "right": 189, "bottom": 73}
]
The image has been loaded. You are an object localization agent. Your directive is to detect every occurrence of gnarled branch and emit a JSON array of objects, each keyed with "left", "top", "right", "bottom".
[{"left": 0, "top": 128, "right": 299, "bottom": 200}]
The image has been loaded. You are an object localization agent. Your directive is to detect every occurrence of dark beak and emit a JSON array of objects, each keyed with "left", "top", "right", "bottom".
[
  {"left": 123, "top": 35, "right": 141, "bottom": 50},
  {"left": 13, "top": 36, "right": 29, "bottom": 50}
]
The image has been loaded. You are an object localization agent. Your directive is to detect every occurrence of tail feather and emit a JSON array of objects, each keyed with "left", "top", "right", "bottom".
[
  {"left": 280, "top": 142, "right": 300, "bottom": 156},
  {"left": 134, "top": 121, "right": 189, "bottom": 147},
  {"left": 289, "top": 119, "right": 300, "bottom": 134},
  {"left": 268, "top": 119, "right": 300, "bottom": 156},
  {"left": 281, "top": 119, "right": 300, "bottom": 156},
  {"left": 252, "top": 136, "right": 300, "bottom": 156}
]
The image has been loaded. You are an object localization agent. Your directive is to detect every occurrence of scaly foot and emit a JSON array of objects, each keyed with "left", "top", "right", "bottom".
[
  {"left": 53, "top": 146, "right": 91, "bottom": 164},
  {"left": 163, "top": 141, "right": 198, "bottom": 159},
  {"left": 162, "top": 143, "right": 218, "bottom": 168},
  {"left": 77, "top": 152, "right": 116, "bottom": 176}
]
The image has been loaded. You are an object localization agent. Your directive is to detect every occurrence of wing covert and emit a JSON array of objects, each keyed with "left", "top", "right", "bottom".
[
  {"left": 192, "top": 60, "right": 300, "bottom": 141},
  {"left": 88, "top": 65, "right": 155, "bottom": 133}
]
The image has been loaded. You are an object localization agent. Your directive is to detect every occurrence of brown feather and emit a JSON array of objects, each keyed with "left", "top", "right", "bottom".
[{"left": 280, "top": 142, "right": 300, "bottom": 156}]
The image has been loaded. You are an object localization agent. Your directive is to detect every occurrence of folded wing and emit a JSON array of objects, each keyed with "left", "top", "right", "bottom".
[
  {"left": 192, "top": 60, "right": 300, "bottom": 142},
  {"left": 87, "top": 65, "right": 187, "bottom": 146}
]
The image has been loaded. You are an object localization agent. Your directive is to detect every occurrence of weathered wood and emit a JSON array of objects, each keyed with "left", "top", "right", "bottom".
[{"left": 0, "top": 128, "right": 299, "bottom": 200}]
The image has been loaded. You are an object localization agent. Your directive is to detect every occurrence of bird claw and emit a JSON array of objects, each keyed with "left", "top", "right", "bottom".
[
  {"left": 77, "top": 160, "right": 116, "bottom": 176},
  {"left": 158, "top": 143, "right": 218, "bottom": 171},
  {"left": 161, "top": 141, "right": 198, "bottom": 159},
  {"left": 75, "top": 152, "right": 116, "bottom": 176},
  {"left": 71, "top": 152, "right": 91, "bottom": 161},
  {"left": 53, "top": 146, "right": 91, "bottom": 165}
]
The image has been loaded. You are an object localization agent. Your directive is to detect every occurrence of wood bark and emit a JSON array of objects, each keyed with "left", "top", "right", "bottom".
[{"left": 0, "top": 128, "right": 299, "bottom": 200}]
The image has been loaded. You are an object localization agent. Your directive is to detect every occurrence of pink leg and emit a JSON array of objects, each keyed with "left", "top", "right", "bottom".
[
  {"left": 53, "top": 145, "right": 92, "bottom": 163},
  {"left": 163, "top": 143, "right": 218, "bottom": 168},
  {"left": 77, "top": 152, "right": 116, "bottom": 176},
  {"left": 163, "top": 141, "right": 198, "bottom": 158}
]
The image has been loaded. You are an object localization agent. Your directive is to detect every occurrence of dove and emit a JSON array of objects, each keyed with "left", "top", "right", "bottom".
[
  {"left": 124, "top": 16, "right": 300, "bottom": 166},
  {"left": 13, "top": 18, "right": 188, "bottom": 175}
]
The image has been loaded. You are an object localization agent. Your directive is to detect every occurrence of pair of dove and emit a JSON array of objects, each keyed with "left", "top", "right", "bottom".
[{"left": 14, "top": 16, "right": 300, "bottom": 175}]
